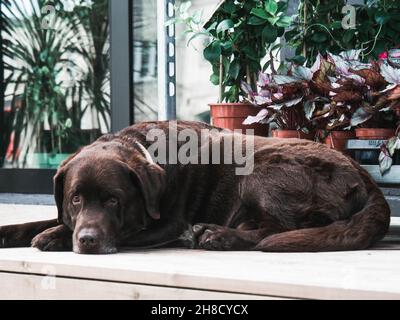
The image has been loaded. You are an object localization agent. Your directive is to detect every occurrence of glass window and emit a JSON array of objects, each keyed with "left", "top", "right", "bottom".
[
  {"left": 1, "top": 0, "right": 110, "bottom": 169},
  {"left": 132, "top": 0, "right": 158, "bottom": 122}
]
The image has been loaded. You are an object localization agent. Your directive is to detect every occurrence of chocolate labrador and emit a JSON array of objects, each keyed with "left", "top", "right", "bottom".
[{"left": 0, "top": 121, "right": 390, "bottom": 254}]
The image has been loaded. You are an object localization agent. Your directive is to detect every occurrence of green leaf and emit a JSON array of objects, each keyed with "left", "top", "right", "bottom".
[
  {"left": 250, "top": 8, "right": 269, "bottom": 20},
  {"left": 276, "top": 16, "right": 292, "bottom": 28},
  {"left": 276, "top": 27, "right": 285, "bottom": 37},
  {"left": 248, "top": 16, "right": 267, "bottom": 26},
  {"left": 216, "top": 19, "right": 234, "bottom": 34},
  {"left": 343, "top": 30, "right": 355, "bottom": 44},
  {"left": 221, "top": 40, "right": 233, "bottom": 55},
  {"left": 311, "top": 32, "right": 328, "bottom": 43},
  {"left": 210, "top": 73, "right": 219, "bottom": 85},
  {"left": 267, "top": 16, "right": 280, "bottom": 25},
  {"left": 262, "top": 24, "right": 278, "bottom": 43},
  {"left": 331, "top": 21, "right": 342, "bottom": 29},
  {"left": 65, "top": 118, "right": 72, "bottom": 129},
  {"left": 375, "top": 11, "right": 390, "bottom": 25},
  {"left": 228, "top": 59, "right": 240, "bottom": 80},
  {"left": 203, "top": 41, "right": 221, "bottom": 62},
  {"left": 265, "top": 0, "right": 278, "bottom": 15},
  {"left": 288, "top": 55, "right": 306, "bottom": 65}
]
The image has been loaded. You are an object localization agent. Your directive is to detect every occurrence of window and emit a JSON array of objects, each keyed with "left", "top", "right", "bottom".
[{"left": 0, "top": 0, "right": 111, "bottom": 192}]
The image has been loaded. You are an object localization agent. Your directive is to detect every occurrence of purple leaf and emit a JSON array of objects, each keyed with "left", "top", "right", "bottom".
[
  {"left": 292, "top": 66, "right": 313, "bottom": 81},
  {"left": 379, "top": 146, "right": 393, "bottom": 175},
  {"left": 257, "top": 72, "right": 272, "bottom": 88},
  {"left": 380, "top": 64, "right": 400, "bottom": 84},
  {"left": 311, "top": 53, "right": 323, "bottom": 73},
  {"left": 243, "top": 108, "right": 268, "bottom": 125},
  {"left": 350, "top": 107, "right": 373, "bottom": 127},
  {"left": 273, "top": 75, "right": 299, "bottom": 84},
  {"left": 254, "top": 95, "right": 272, "bottom": 105},
  {"left": 241, "top": 81, "right": 255, "bottom": 96}
]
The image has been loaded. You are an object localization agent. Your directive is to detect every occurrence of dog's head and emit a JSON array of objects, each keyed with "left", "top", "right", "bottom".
[{"left": 54, "top": 141, "right": 166, "bottom": 254}]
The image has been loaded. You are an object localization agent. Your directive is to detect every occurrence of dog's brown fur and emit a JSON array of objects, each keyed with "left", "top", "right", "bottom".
[{"left": 0, "top": 121, "right": 391, "bottom": 253}]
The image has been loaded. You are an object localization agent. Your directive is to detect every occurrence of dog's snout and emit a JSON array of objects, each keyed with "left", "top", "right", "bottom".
[{"left": 78, "top": 229, "right": 98, "bottom": 247}]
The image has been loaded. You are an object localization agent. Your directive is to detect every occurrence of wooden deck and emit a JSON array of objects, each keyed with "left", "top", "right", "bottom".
[{"left": 0, "top": 204, "right": 400, "bottom": 300}]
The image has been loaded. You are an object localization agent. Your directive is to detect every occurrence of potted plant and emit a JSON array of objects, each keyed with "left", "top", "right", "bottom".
[
  {"left": 2, "top": 0, "right": 108, "bottom": 168},
  {"left": 285, "top": 0, "right": 400, "bottom": 66},
  {"left": 241, "top": 71, "right": 314, "bottom": 139},
  {"left": 174, "top": 0, "right": 293, "bottom": 135}
]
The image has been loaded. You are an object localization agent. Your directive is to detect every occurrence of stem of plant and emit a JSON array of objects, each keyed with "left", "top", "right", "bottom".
[
  {"left": 303, "top": 0, "right": 307, "bottom": 57},
  {"left": 219, "top": 55, "right": 224, "bottom": 103},
  {"left": 246, "top": 64, "right": 252, "bottom": 100}
]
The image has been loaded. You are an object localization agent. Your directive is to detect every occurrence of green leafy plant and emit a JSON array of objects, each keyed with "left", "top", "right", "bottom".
[
  {"left": 286, "top": 0, "right": 400, "bottom": 66},
  {"left": 174, "top": 0, "right": 293, "bottom": 103},
  {"left": 1, "top": 0, "right": 109, "bottom": 166}
]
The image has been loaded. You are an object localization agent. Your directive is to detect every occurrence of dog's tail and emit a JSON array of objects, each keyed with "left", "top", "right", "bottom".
[{"left": 255, "top": 168, "right": 391, "bottom": 252}]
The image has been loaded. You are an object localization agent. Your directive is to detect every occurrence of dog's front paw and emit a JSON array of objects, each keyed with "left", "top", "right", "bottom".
[
  {"left": 192, "top": 224, "right": 236, "bottom": 251},
  {"left": 31, "top": 225, "right": 72, "bottom": 252}
]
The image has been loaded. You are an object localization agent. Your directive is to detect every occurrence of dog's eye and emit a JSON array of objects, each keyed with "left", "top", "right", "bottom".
[
  {"left": 72, "top": 195, "right": 81, "bottom": 205},
  {"left": 106, "top": 197, "right": 119, "bottom": 206}
]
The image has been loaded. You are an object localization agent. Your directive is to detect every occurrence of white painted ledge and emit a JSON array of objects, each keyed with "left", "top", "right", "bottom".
[{"left": 0, "top": 204, "right": 400, "bottom": 300}]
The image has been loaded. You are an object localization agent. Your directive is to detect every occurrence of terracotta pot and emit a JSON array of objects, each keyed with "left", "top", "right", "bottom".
[
  {"left": 325, "top": 131, "right": 356, "bottom": 152},
  {"left": 355, "top": 128, "right": 395, "bottom": 140},
  {"left": 393, "top": 105, "right": 400, "bottom": 118},
  {"left": 209, "top": 103, "right": 268, "bottom": 136},
  {"left": 272, "top": 129, "right": 315, "bottom": 140}
]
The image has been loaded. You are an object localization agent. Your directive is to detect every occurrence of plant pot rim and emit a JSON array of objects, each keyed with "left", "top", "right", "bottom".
[
  {"left": 209, "top": 102, "right": 253, "bottom": 107},
  {"left": 355, "top": 128, "right": 395, "bottom": 131}
]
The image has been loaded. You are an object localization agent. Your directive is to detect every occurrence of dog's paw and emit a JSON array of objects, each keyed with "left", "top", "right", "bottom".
[
  {"left": 192, "top": 224, "right": 236, "bottom": 251},
  {"left": 31, "top": 225, "right": 72, "bottom": 252},
  {"left": 178, "top": 225, "right": 197, "bottom": 248}
]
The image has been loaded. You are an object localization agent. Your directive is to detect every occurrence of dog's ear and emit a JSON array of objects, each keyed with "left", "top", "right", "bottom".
[
  {"left": 54, "top": 151, "right": 80, "bottom": 224},
  {"left": 128, "top": 143, "right": 166, "bottom": 220}
]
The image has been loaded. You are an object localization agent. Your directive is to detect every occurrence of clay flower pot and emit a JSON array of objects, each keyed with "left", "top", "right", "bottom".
[
  {"left": 325, "top": 131, "right": 356, "bottom": 152},
  {"left": 355, "top": 128, "right": 395, "bottom": 140},
  {"left": 209, "top": 103, "right": 269, "bottom": 136},
  {"left": 272, "top": 129, "right": 315, "bottom": 140}
]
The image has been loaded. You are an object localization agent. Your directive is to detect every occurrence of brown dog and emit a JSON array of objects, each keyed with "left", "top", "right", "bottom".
[{"left": 0, "top": 121, "right": 391, "bottom": 254}]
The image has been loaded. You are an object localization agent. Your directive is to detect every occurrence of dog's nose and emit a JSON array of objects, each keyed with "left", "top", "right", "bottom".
[{"left": 78, "top": 229, "right": 98, "bottom": 247}]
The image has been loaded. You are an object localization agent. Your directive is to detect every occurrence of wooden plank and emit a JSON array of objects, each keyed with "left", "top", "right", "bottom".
[
  {"left": 0, "top": 272, "right": 281, "bottom": 300},
  {"left": 0, "top": 208, "right": 400, "bottom": 300},
  {"left": 0, "top": 204, "right": 56, "bottom": 225}
]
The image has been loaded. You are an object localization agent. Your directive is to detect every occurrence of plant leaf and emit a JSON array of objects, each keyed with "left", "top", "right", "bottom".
[
  {"left": 379, "top": 147, "right": 393, "bottom": 176},
  {"left": 250, "top": 8, "right": 268, "bottom": 20},
  {"left": 380, "top": 64, "right": 400, "bottom": 84},
  {"left": 350, "top": 107, "right": 373, "bottom": 126},
  {"left": 262, "top": 24, "right": 278, "bottom": 43},
  {"left": 216, "top": 19, "right": 234, "bottom": 34},
  {"left": 203, "top": 41, "right": 221, "bottom": 62},
  {"left": 265, "top": 0, "right": 278, "bottom": 15},
  {"left": 273, "top": 75, "right": 299, "bottom": 84},
  {"left": 387, "top": 136, "right": 400, "bottom": 156},
  {"left": 304, "top": 101, "right": 316, "bottom": 119},
  {"left": 243, "top": 108, "right": 268, "bottom": 125}
]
